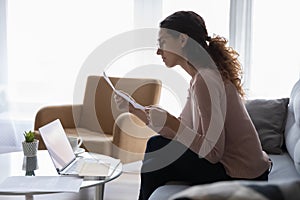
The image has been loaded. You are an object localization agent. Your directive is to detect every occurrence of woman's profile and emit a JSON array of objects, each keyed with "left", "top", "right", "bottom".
[{"left": 114, "top": 11, "right": 272, "bottom": 200}]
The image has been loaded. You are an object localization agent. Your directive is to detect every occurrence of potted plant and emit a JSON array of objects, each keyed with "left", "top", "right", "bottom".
[{"left": 22, "top": 131, "right": 39, "bottom": 157}]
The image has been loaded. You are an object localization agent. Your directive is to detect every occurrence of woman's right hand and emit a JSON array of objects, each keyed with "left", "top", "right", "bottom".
[{"left": 114, "top": 90, "right": 149, "bottom": 124}]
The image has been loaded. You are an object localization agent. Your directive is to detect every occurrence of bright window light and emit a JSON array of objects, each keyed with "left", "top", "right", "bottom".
[
  {"left": 7, "top": 0, "right": 134, "bottom": 119},
  {"left": 251, "top": 0, "right": 300, "bottom": 99}
]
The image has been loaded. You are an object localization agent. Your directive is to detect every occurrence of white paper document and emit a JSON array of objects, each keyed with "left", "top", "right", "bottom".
[
  {"left": 0, "top": 176, "right": 83, "bottom": 193},
  {"left": 103, "top": 71, "right": 145, "bottom": 110}
]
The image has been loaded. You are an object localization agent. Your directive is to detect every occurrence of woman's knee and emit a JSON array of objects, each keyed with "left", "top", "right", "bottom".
[{"left": 146, "top": 135, "right": 171, "bottom": 153}]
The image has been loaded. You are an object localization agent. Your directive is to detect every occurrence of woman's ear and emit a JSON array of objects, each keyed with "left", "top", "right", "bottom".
[{"left": 179, "top": 33, "right": 188, "bottom": 48}]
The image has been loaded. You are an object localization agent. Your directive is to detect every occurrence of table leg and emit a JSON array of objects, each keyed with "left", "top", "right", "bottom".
[
  {"left": 25, "top": 194, "right": 34, "bottom": 200},
  {"left": 95, "top": 184, "right": 104, "bottom": 200}
]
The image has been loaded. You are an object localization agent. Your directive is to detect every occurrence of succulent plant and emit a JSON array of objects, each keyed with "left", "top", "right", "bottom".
[{"left": 23, "top": 131, "right": 35, "bottom": 143}]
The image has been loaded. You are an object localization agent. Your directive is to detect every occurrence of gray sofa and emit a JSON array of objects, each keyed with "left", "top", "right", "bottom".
[{"left": 149, "top": 79, "right": 300, "bottom": 200}]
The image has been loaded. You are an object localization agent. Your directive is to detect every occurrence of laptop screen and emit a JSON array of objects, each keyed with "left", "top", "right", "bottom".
[{"left": 39, "top": 119, "right": 76, "bottom": 172}]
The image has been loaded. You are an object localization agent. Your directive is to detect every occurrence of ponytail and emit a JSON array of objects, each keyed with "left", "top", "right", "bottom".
[{"left": 207, "top": 36, "right": 245, "bottom": 97}]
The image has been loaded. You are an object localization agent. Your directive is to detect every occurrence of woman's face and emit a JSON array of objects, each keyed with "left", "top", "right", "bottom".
[{"left": 156, "top": 29, "right": 186, "bottom": 68}]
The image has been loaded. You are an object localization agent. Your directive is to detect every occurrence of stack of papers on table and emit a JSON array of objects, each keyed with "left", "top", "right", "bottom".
[{"left": 0, "top": 176, "right": 83, "bottom": 193}]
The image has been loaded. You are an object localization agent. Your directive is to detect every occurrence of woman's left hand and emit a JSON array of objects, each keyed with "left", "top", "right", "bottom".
[
  {"left": 146, "top": 106, "right": 169, "bottom": 135},
  {"left": 145, "top": 106, "right": 167, "bottom": 130}
]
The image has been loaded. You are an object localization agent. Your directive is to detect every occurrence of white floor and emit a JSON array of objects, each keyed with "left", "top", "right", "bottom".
[
  {"left": 104, "top": 161, "right": 142, "bottom": 200},
  {"left": 104, "top": 171, "right": 141, "bottom": 200}
]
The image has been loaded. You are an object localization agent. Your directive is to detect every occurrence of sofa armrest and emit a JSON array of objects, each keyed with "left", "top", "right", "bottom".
[
  {"left": 112, "top": 112, "right": 157, "bottom": 163},
  {"left": 34, "top": 104, "right": 82, "bottom": 130},
  {"left": 34, "top": 105, "right": 82, "bottom": 150}
]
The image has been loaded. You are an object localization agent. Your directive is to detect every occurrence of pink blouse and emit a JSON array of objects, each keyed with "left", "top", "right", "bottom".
[{"left": 177, "top": 69, "right": 271, "bottom": 178}]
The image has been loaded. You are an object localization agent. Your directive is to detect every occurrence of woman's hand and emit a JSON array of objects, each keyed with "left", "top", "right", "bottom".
[
  {"left": 145, "top": 106, "right": 167, "bottom": 129},
  {"left": 144, "top": 106, "right": 173, "bottom": 138},
  {"left": 145, "top": 106, "right": 181, "bottom": 139},
  {"left": 113, "top": 90, "right": 134, "bottom": 111},
  {"left": 114, "top": 90, "right": 148, "bottom": 123}
]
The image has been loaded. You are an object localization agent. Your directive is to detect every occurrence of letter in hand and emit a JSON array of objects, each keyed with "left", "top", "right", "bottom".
[
  {"left": 103, "top": 71, "right": 145, "bottom": 110},
  {"left": 114, "top": 90, "right": 145, "bottom": 110},
  {"left": 114, "top": 91, "right": 149, "bottom": 124}
]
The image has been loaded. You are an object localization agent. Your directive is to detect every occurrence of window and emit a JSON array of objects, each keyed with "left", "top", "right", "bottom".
[
  {"left": 251, "top": 0, "right": 300, "bottom": 98},
  {"left": 7, "top": 0, "right": 134, "bottom": 120}
]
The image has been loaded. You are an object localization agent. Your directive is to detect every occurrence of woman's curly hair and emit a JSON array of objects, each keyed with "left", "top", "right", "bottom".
[
  {"left": 160, "top": 11, "right": 245, "bottom": 97},
  {"left": 208, "top": 36, "right": 245, "bottom": 97}
]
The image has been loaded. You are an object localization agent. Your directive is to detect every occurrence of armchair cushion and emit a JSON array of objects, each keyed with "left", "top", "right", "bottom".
[
  {"left": 65, "top": 128, "right": 113, "bottom": 155},
  {"left": 112, "top": 112, "right": 157, "bottom": 163}
]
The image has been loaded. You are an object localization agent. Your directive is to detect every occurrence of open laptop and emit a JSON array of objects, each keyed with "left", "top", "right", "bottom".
[{"left": 39, "top": 119, "right": 114, "bottom": 179}]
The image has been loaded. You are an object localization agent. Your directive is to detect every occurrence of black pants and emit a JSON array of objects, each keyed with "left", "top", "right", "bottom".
[{"left": 138, "top": 135, "right": 269, "bottom": 200}]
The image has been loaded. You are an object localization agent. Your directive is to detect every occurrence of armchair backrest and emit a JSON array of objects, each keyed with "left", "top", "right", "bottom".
[{"left": 78, "top": 76, "right": 162, "bottom": 134}]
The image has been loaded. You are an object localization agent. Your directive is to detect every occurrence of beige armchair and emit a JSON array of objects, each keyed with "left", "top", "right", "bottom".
[{"left": 34, "top": 75, "right": 161, "bottom": 163}]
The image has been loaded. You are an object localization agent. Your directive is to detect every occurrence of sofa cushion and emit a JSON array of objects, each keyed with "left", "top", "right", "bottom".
[
  {"left": 168, "top": 180, "right": 300, "bottom": 200},
  {"left": 245, "top": 98, "right": 289, "bottom": 154},
  {"left": 268, "top": 153, "right": 300, "bottom": 182},
  {"left": 285, "top": 80, "right": 300, "bottom": 175},
  {"left": 149, "top": 185, "right": 189, "bottom": 200},
  {"left": 285, "top": 93, "right": 300, "bottom": 157},
  {"left": 294, "top": 140, "right": 300, "bottom": 174}
]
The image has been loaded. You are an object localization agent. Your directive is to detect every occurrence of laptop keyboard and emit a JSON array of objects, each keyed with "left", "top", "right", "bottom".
[{"left": 65, "top": 159, "right": 85, "bottom": 174}]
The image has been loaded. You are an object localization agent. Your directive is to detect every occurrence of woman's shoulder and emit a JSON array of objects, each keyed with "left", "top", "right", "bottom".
[
  {"left": 193, "top": 69, "right": 226, "bottom": 92},
  {"left": 194, "top": 68, "right": 222, "bottom": 83},
  {"left": 223, "top": 80, "right": 240, "bottom": 96}
]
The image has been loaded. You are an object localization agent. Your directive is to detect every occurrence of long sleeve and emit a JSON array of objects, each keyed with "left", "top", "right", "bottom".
[{"left": 176, "top": 69, "right": 226, "bottom": 163}]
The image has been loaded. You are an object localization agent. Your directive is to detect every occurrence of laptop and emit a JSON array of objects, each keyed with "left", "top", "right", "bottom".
[{"left": 39, "top": 119, "right": 116, "bottom": 179}]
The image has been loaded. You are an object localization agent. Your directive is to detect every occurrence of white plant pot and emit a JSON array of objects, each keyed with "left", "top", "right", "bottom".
[{"left": 22, "top": 139, "right": 39, "bottom": 157}]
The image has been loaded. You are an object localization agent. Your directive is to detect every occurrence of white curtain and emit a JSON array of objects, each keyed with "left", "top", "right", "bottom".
[
  {"left": 0, "top": 0, "right": 9, "bottom": 113},
  {"left": 0, "top": 0, "right": 7, "bottom": 86},
  {"left": 0, "top": 0, "right": 22, "bottom": 152},
  {"left": 0, "top": 0, "right": 8, "bottom": 111},
  {"left": 229, "top": 0, "right": 253, "bottom": 91},
  {"left": 134, "top": 0, "right": 162, "bottom": 28}
]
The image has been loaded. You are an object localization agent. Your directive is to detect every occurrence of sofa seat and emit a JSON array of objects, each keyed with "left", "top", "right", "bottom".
[
  {"left": 64, "top": 128, "right": 113, "bottom": 155},
  {"left": 149, "top": 152, "right": 300, "bottom": 200},
  {"left": 269, "top": 152, "right": 300, "bottom": 183}
]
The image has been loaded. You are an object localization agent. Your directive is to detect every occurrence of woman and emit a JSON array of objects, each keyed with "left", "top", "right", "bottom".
[{"left": 115, "top": 11, "right": 271, "bottom": 200}]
